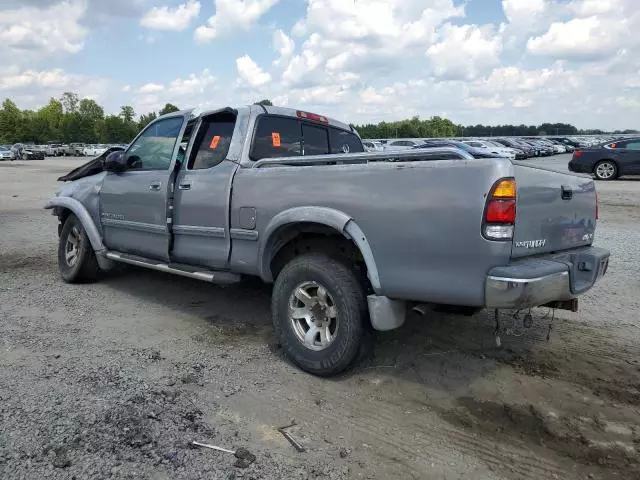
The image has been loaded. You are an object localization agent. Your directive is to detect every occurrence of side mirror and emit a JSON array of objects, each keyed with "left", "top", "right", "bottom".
[{"left": 103, "top": 150, "right": 128, "bottom": 173}]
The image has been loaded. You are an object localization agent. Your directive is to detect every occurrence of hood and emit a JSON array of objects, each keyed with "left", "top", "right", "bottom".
[{"left": 57, "top": 146, "right": 124, "bottom": 182}]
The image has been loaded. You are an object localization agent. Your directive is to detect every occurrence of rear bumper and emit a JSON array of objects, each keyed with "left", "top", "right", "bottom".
[
  {"left": 568, "top": 161, "right": 592, "bottom": 173},
  {"left": 485, "top": 247, "right": 610, "bottom": 309}
]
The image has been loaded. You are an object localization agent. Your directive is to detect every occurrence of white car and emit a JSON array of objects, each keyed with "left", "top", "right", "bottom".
[
  {"left": 462, "top": 140, "right": 515, "bottom": 159},
  {"left": 0, "top": 146, "right": 13, "bottom": 160},
  {"left": 362, "top": 140, "right": 384, "bottom": 152},
  {"left": 384, "top": 139, "right": 424, "bottom": 151},
  {"left": 82, "top": 145, "right": 108, "bottom": 157}
]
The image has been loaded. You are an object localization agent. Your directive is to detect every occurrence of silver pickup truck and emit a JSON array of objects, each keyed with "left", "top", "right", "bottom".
[{"left": 46, "top": 106, "right": 610, "bottom": 376}]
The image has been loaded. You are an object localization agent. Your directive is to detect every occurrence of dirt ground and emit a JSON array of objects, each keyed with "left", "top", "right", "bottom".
[{"left": 1, "top": 156, "right": 639, "bottom": 480}]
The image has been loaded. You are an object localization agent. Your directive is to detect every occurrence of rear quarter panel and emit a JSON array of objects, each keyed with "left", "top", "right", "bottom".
[{"left": 230, "top": 158, "right": 514, "bottom": 306}]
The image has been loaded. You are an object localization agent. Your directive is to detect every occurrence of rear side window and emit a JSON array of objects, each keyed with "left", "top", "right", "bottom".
[
  {"left": 188, "top": 112, "right": 236, "bottom": 170},
  {"left": 251, "top": 116, "right": 301, "bottom": 160},
  {"left": 302, "top": 124, "right": 329, "bottom": 155},
  {"left": 625, "top": 142, "right": 640, "bottom": 150},
  {"left": 331, "top": 128, "right": 364, "bottom": 153}
]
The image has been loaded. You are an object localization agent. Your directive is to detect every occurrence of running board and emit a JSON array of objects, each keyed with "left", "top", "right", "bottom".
[{"left": 104, "top": 251, "right": 241, "bottom": 285}]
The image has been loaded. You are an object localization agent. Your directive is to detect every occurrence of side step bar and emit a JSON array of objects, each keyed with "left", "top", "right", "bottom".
[{"left": 104, "top": 251, "right": 241, "bottom": 285}]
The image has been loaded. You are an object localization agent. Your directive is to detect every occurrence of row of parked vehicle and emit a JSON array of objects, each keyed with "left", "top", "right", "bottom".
[
  {"left": 362, "top": 135, "right": 621, "bottom": 161},
  {"left": 0, "top": 143, "right": 128, "bottom": 161}
]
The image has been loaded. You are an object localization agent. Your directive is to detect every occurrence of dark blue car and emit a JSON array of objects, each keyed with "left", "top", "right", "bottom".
[{"left": 569, "top": 138, "right": 640, "bottom": 180}]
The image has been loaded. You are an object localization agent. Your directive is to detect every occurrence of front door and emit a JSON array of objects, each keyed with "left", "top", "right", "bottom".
[
  {"left": 100, "top": 114, "right": 187, "bottom": 261},
  {"left": 171, "top": 111, "right": 238, "bottom": 269}
]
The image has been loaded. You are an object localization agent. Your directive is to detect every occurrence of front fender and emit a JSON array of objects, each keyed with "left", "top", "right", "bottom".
[
  {"left": 258, "top": 206, "right": 382, "bottom": 292},
  {"left": 45, "top": 196, "right": 105, "bottom": 253}
]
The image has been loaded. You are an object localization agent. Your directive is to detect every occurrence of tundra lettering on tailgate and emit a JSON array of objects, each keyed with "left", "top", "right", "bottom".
[{"left": 514, "top": 239, "right": 547, "bottom": 249}]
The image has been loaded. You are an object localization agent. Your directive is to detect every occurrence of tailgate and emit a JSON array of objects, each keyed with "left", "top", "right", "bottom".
[{"left": 512, "top": 163, "right": 597, "bottom": 258}]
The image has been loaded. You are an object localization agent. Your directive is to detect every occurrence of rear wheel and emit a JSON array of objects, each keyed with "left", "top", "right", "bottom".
[
  {"left": 594, "top": 160, "right": 617, "bottom": 180},
  {"left": 271, "top": 253, "right": 370, "bottom": 376},
  {"left": 58, "top": 214, "right": 100, "bottom": 283}
]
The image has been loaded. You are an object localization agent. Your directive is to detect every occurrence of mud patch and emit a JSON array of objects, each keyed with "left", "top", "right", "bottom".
[{"left": 445, "top": 397, "right": 640, "bottom": 477}]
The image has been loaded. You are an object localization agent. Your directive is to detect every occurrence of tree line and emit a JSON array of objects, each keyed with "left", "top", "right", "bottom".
[
  {"left": 352, "top": 118, "right": 638, "bottom": 139},
  {"left": 0, "top": 92, "right": 180, "bottom": 145},
  {"left": 0, "top": 93, "right": 635, "bottom": 145}
]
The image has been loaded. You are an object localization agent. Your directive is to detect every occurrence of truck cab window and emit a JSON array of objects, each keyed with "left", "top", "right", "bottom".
[
  {"left": 302, "top": 124, "right": 329, "bottom": 156},
  {"left": 188, "top": 112, "right": 237, "bottom": 169},
  {"left": 251, "top": 116, "right": 301, "bottom": 160},
  {"left": 125, "top": 116, "right": 183, "bottom": 170}
]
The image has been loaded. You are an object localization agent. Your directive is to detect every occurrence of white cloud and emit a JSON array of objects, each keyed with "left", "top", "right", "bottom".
[
  {"left": 466, "top": 96, "right": 505, "bottom": 109},
  {"left": 427, "top": 24, "right": 502, "bottom": 80},
  {"left": 502, "top": 0, "right": 548, "bottom": 26},
  {"left": 236, "top": 55, "right": 271, "bottom": 87},
  {"left": 140, "top": 1, "right": 201, "bottom": 31},
  {"left": 130, "top": 70, "right": 218, "bottom": 113},
  {"left": 527, "top": 16, "right": 624, "bottom": 59},
  {"left": 194, "top": 0, "right": 279, "bottom": 43},
  {"left": 273, "top": 29, "right": 295, "bottom": 68},
  {"left": 0, "top": 1, "right": 88, "bottom": 57},
  {"left": 278, "top": 0, "right": 464, "bottom": 88},
  {"left": 167, "top": 69, "right": 216, "bottom": 95},
  {"left": 139, "top": 83, "right": 165, "bottom": 94},
  {"left": 0, "top": 66, "right": 113, "bottom": 111}
]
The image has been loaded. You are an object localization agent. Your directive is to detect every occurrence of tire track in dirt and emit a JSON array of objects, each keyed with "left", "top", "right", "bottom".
[{"left": 231, "top": 380, "right": 574, "bottom": 480}]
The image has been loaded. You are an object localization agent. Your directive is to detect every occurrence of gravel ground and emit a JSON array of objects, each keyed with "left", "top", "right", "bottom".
[{"left": 1, "top": 155, "right": 639, "bottom": 480}]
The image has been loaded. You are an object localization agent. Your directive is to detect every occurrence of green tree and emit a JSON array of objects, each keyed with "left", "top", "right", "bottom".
[
  {"left": 254, "top": 99, "right": 273, "bottom": 106},
  {"left": 79, "top": 98, "right": 104, "bottom": 122},
  {"left": 159, "top": 103, "right": 179, "bottom": 115},
  {"left": 0, "top": 99, "right": 22, "bottom": 143},
  {"left": 60, "top": 92, "right": 80, "bottom": 114},
  {"left": 138, "top": 112, "right": 158, "bottom": 129},
  {"left": 119, "top": 105, "right": 136, "bottom": 123}
]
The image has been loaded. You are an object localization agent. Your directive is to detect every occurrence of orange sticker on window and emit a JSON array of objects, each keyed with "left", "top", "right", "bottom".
[
  {"left": 210, "top": 135, "right": 221, "bottom": 149},
  {"left": 272, "top": 132, "right": 281, "bottom": 147}
]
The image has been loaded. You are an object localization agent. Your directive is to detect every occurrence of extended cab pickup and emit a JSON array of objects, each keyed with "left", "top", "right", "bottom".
[{"left": 46, "top": 106, "right": 610, "bottom": 376}]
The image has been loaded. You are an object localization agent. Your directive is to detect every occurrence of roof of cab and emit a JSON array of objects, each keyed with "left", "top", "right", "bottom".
[{"left": 157, "top": 105, "right": 354, "bottom": 133}]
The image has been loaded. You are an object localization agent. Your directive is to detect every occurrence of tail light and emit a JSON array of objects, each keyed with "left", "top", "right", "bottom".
[
  {"left": 297, "top": 111, "right": 328, "bottom": 124},
  {"left": 483, "top": 178, "right": 516, "bottom": 240},
  {"left": 573, "top": 149, "right": 583, "bottom": 158}
]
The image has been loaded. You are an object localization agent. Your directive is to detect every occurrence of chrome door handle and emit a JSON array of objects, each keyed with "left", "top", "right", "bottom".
[
  {"left": 178, "top": 183, "right": 191, "bottom": 190},
  {"left": 149, "top": 181, "right": 161, "bottom": 191}
]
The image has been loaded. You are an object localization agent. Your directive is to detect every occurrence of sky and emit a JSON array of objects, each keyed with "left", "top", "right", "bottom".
[{"left": 0, "top": 0, "right": 638, "bottom": 129}]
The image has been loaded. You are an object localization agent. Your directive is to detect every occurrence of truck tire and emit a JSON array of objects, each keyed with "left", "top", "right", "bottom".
[
  {"left": 272, "top": 253, "right": 370, "bottom": 376},
  {"left": 58, "top": 214, "right": 100, "bottom": 283}
]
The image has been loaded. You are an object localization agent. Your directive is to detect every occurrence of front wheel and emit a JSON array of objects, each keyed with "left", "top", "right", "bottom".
[
  {"left": 594, "top": 160, "right": 618, "bottom": 180},
  {"left": 58, "top": 214, "right": 100, "bottom": 283},
  {"left": 271, "top": 253, "right": 370, "bottom": 376}
]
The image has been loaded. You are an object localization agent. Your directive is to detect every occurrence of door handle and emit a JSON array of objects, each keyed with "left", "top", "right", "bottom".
[
  {"left": 149, "top": 181, "right": 162, "bottom": 191},
  {"left": 178, "top": 183, "right": 191, "bottom": 191}
]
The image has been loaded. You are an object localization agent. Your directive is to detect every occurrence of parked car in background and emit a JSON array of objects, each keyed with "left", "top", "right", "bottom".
[
  {"left": 0, "top": 146, "right": 13, "bottom": 160},
  {"left": 461, "top": 140, "right": 516, "bottom": 159},
  {"left": 414, "top": 140, "right": 504, "bottom": 159},
  {"left": 569, "top": 137, "right": 640, "bottom": 180},
  {"left": 362, "top": 140, "right": 384, "bottom": 152},
  {"left": 64, "top": 143, "right": 86, "bottom": 156},
  {"left": 385, "top": 139, "right": 424, "bottom": 150},
  {"left": 82, "top": 144, "right": 108, "bottom": 157},
  {"left": 493, "top": 138, "right": 534, "bottom": 158},
  {"left": 11, "top": 143, "right": 45, "bottom": 160},
  {"left": 46, "top": 144, "right": 65, "bottom": 156}
]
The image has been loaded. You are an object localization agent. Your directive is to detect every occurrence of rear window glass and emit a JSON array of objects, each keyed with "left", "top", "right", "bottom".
[
  {"left": 331, "top": 128, "right": 364, "bottom": 153},
  {"left": 188, "top": 112, "right": 236, "bottom": 169},
  {"left": 302, "top": 124, "right": 329, "bottom": 155},
  {"left": 251, "top": 116, "right": 301, "bottom": 160}
]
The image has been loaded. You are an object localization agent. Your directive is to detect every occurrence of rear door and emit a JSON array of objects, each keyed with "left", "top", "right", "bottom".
[
  {"left": 171, "top": 110, "right": 238, "bottom": 269},
  {"left": 511, "top": 163, "right": 598, "bottom": 258},
  {"left": 100, "top": 114, "right": 188, "bottom": 260}
]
